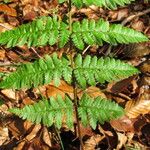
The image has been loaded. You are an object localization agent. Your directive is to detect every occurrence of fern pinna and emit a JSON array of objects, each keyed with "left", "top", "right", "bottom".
[
  {"left": 0, "top": 53, "right": 139, "bottom": 89},
  {"left": 10, "top": 94, "right": 124, "bottom": 129},
  {"left": 0, "top": 16, "right": 148, "bottom": 50},
  {"left": 59, "top": 0, "right": 135, "bottom": 9}
]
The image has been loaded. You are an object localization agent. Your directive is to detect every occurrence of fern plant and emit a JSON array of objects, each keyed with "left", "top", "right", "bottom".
[
  {"left": 0, "top": 0, "right": 149, "bottom": 149},
  {"left": 0, "top": 17, "right": 148, "bottom": 50},
  {"left": 10, "top": 94, "right": 124, "bottom": 129}
]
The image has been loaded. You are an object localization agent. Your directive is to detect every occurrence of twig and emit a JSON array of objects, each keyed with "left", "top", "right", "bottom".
[
  {"left": 122, "top": 8, "right": 150, "bottom": 25},
  {"left": 0, "top": 62, "right": 21, "bottom": 67},
  {"left": 0, "top": 23, "right": 13, "bottom": 30},
  {"left": 82, "top": 45, "right": 91, "bottom": 55},
  {"left": 30, "top": 47, "right": 42, "bottom": 58}
]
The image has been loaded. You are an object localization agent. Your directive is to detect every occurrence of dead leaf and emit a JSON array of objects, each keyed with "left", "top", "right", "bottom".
[
  {"left": 1, "top": 89, "right": 17, "bottom": 101},
  {"left": 84, "top": 135, "right": 105, "bottom": 150},
  {"left": 8, "top": 119, "right": 33, "bottom": 139},
  {"left": 35, "top": 81, "right": 106, "bottom": 100},
  {"left": 42, "top": 127, "right": 52, "bottom": 147},
  {"left": 26, "top": 124, "right": 41, "bottom": 141},
  {"left": 0, "top": 4, "right": 17, "bottom": 17},
  {"left": 0, "top": 127, "right": 9, "bottom": 146},
  {"left": 110, "top": 116, "right": 135, "bottom": 132},
  {"left": 0, "top": 49, "right": 5, "bottom": 61},
  {"left": 107, "top": 76, "right": 136, "bottom": 94},
  {"left": 116, "top": 132, "right": 127, "bottom": 149},
  {"left": 131, "top": 20, "right": 144, "bottom": 32},
  {"left": 126, "top": 91, "right": 150, "bottom": 118}
]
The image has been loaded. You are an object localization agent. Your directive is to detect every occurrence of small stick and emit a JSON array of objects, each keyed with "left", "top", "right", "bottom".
[
  {"left": 30, "top": 47, "right": 42, "bottom": 58},
  {"left": 122, "top": 8, "right": 150, "bottom": 25}
]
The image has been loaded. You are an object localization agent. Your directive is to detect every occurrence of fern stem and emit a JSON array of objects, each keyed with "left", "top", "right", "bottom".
[
  {"left": 68, "top": 0, "right": 84, "bottom": 148},
  {"left": 73, "top": 78, "right": 84, "bottom": 150},
  {"left": 68, "top": 0, "right": 72, "bottom": 32},
  {"left": 54, "top": 126, "right": 65, "bottom": 150}
]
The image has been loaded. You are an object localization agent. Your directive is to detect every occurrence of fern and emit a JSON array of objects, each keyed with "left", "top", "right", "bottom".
[
  {"left": 71, "top": 19, "right": 148, "bottom": 50},
  {"left": 59, "top": 0, "right": 135, "bottom": 9},
  {"left": 10, "top": 94, "right": 124, "bottom": 129},
  {"left": 74, "top": 54, "right": 139, "bottom": 88},
  {"left": 0, "top": 54, "right": 139, "bottom": 89},
  {"left": 78, "top": 94, "right": 124, "bottom": 129},
  {"left": 0, "top": 53, "right": 72, "bottom": 89},
  {"left": 0, "top": 17, "right": 148, "bottom": 50},
  {"left": 0, "top": 17, "right": 70, "bottom": 48},
  {"left": 10, "top": 95, "right": 74, "bottom": 129}
]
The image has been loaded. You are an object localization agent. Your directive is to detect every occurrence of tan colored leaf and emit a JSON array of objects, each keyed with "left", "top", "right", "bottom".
[
  {"left": 125, "top": 92, "right": 150, "bottom": 118},
  {"left": 0, "top": 127, "right": 9, "bottom": 146},
  {"left": 84, "top": 135, "right": 105, "bottom": 150},
  {"left": 110, "top": 116, "right": 135, "bottom": 132},
  {"left": 0, "top": 4, "right": 17, "bottom": 16},
  {"left": 1, "top": 89, "right": 17, "bottom": 100},
  {"left": 35, "top": 81, "right": 106, "bottom": 99},
  {"left": 26, "top": 124, "right": 41, "bottom": 141}
]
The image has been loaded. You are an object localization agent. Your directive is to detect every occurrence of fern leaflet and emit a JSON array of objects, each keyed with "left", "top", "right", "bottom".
[
  {"left": 59, "top": 0, "right": 135, "bottom": 9},
  {"left": 10, "top": 94, "right": 124, "bottom": 129},
  {"left": 10, "top": 95, "right": 74, "bottom": 129},
  {"left": 74, "top": 54, "right": 139, "bottom": 88},
  {"left": 0, "top": 17, "right": 70, "bottom": 48},
  {"left": 78, "top": 94, "right": 124, "bottom": 129},
  {"left": 0, "top": 17, "right": 148, "bottom": 50},
  {"left": 0, "top": 53, "right": 72, "bottom": 89},
  {"left": 71, "top": 19, "right": 148, "bottom": 50}
]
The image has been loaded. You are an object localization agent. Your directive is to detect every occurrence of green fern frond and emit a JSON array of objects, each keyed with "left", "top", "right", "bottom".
[
  {"left": 78, "top": 94, "right": 124, "bottom": 129},
  {"left": 0, "top": 54, "right": 139, "bottom": 89},
  {"left": 0, "top": 17, "right": 148, "bottom": 50},
  {"left": 9, "top": 95, "right": 74, "bottom": 129},
  {"left": 59, "top": 0, "right": 135, "bottom": 9},
  {"left": 71, "top": 19, "right": 149, "bottom": 50},
  {"left": 74, "top": 54, "right": 139, "bottom": 88},
  {"left": 0, "top": 53, "right": 72, "bottom": 89},
  {"left": 0, "top": 16, "right": 70, "bottom": 48},
  {"left": 10, "top": 94, "right": 124, "bottom": 129}
]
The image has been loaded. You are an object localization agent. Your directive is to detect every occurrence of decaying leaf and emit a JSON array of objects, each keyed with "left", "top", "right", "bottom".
[
  {"left": 0, "top": 4, "right": 17, "bottom": 16},
  {"left": 110, "top": 116, "right": 135, "bottom": 132},
  {"left": 0, "top": 127, "right": 9, "bottom": 146},
  {"left": 84, "top": 135, "right": 105, "bottom": 150},
  {"left": 126, "top": 90, "right": 150, "bottom": 118},
  {"left": 35, "top": 81, "right": 106, "bottom": 99}
]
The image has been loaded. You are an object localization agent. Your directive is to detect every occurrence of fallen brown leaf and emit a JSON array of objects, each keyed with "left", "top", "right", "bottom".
[
  {"left": 0, "top": 4, "right": 17, "bottom": 17},
  {"left": 125, "top": 91, "right": 150, "bottom": 118}
]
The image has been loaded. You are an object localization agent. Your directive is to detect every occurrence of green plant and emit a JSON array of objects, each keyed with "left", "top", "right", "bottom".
[{"left": 0, "top": 0, "right": 149, "bottom": 149}]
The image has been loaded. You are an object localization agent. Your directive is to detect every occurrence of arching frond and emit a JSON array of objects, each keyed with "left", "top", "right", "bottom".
[
  {"left": 0, "top": 54, "right": 139, "bottom": 89},
  {"left": 10, "top": 94, "right": 124, "bottom": 129},
  {"left": 0, "top": 17, "right": 148, "bottom": 50},
  {"left": 78, "top": 94, "right": 124, "bottom": 129},
  {"left": 0, "top": 53, "right": 72, "bottom": 89},
  {"left": 59, "top": 0, "right": 135, "bottom": 9},
  {"left": 10, "top": 95, "right": 74, "bottom": 129},
  {"left": 0, "top": 16, "right": 70, "bottom": 48},
  {"left": 74, "top": 54, "right": 139, "bottom": 88},
  {"left": 71, "top": 19, "right": 148, "bottom": 50}
]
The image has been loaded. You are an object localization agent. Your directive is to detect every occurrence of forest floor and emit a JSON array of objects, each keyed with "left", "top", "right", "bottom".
[{"left": 0, "top": 0, "right": 150, "bottom": 149}]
